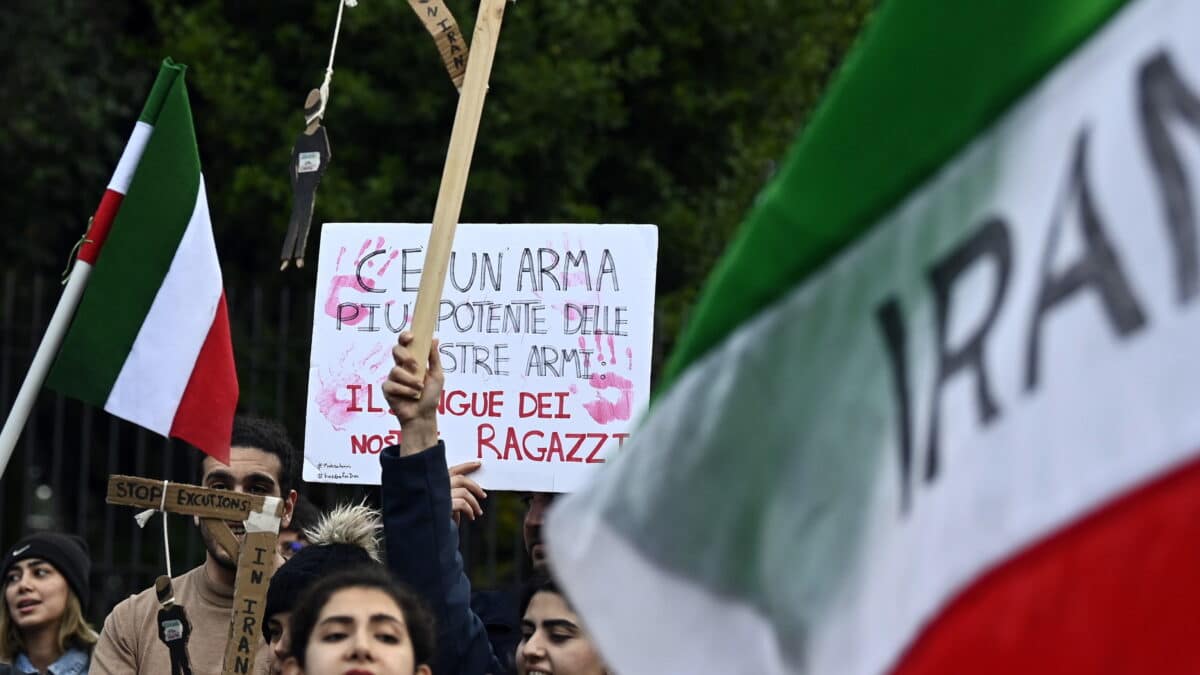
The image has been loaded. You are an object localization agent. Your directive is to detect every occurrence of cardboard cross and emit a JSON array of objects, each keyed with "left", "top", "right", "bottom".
[
  {"left": 407, "top": 0, "right": 470, "bottom": 89},
  {"left": 107, "top": 475, "right": 283, "bottom": 675}
]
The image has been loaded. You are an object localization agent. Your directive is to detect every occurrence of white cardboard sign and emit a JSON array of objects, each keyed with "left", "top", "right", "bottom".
[{"left": 303, "top": 223, "right": 658, "bottom": 491}]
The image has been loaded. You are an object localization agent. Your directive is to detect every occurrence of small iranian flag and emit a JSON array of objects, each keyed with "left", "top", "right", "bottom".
[
  {"left": 46, "top": 59, "right": 237, "bottom": 464},
  {"left": 548, "top": 0, "right": 1200, "bottom": 672}
]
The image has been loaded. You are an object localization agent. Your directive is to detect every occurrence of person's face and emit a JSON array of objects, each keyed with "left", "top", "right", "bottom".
[
  {"left": 198, "top": 445, "right": 296, "bottom": 570},
  {"left": 3, "top": 559, "right": 70, "bottom": 633},
  {"left": 518, "top": 591, "right": 606, "bottom": 675},
  {"left": 523, "top": 493, "right": 557, "bottom": 572},
  {"left": 266, "top": 611, "right": 292, "bottom": 675},
  {"left": 277, "top": 530, "right": 306, "bottom": 560},
  {"left": 289, "top": 587, "right": 431, "bottom": 675}
]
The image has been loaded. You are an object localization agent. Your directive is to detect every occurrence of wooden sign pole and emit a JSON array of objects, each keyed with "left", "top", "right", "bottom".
[
  {"left": 107, "top": 475, "right": 283, "bottom": 675},
  {"left": 223, "top": 531, "right": 278, "bottom": 674},
  {"left": 409, "top": 0, "right": 509, "bottom": 381}
]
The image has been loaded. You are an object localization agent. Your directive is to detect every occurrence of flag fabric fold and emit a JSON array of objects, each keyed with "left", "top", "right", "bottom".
[
  {"left": 548, "top": 0, "right": 1200, "bottom": 673},
  {"left": 47, "top": 59, "right": 238, "bottom": 464}
]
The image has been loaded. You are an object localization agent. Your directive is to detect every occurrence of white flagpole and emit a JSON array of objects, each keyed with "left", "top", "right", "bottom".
[
  {"left": 0, "top": 62, "right": 172, "bottom": 480},
  {"left": 0, "top": 261, "right": 95, "bottom": 479}
]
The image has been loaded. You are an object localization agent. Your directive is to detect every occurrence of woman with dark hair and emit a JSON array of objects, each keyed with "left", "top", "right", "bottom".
[
  {"left": 1, "top": 533, "right": 98, "bottom": 674},
  {"left": 517, "top": 577, "right": 608, "bottom": 675},
  {"left": 264, "top": 502, "right": 383, "bottom": 675},
  {"left": 282, "top": 565, "right": 435, "bottom": 675}
]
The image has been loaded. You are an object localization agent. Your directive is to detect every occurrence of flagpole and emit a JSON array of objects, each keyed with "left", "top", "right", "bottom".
[
  {"left": 409, "top": 0, "right": 509, "bottom": 380},
  {"left": 0, "top": 60, "right": 183, "bottom": 480},
  {"left": 0, "top": 262, "right": 94, "bottom": 479}
]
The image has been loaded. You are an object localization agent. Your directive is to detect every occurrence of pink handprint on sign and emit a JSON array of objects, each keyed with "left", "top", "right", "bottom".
[
  {"left": 324, "top": 237, "right": 400, "bottom": 327},
  {"left": 538, "top": 234, "right": 602, "bottom": 324},
  {"left": 580, "top": 333, "right": 634, "bottom": 424},
  {"left": 314, "top": 341, "right": 392, "bottom": 431}
]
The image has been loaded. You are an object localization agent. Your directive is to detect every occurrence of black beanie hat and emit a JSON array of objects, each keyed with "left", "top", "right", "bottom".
[
  {"left": 263, "top": 542, "right": 374, "bottom": 640},
  {"left": 2, "top": 532, "right": 91, "bottom": 610}
]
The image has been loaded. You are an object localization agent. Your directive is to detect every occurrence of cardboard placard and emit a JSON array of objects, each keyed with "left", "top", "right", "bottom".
[
  {"left": 106, "top": 475, "right": 281, "bottom": 675},
  {"left": 107, "top": 475, "right": 282, "bottom": 520},
  {"left": 304, "top": 223, "right": 658, "bottom": 491},
  {"left": 223, "top": 530, "right": 278, "bottom": 675},
  {"left": 201, "top": 518, "right": 241, "bottom": 561},
  {"left": 407, "top": 0, "right": 469, "bottom": 88}
]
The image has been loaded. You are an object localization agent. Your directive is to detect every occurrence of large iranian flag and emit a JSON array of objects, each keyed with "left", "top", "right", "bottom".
[
  {"left": 547, "top": 0, "right": 1200, "bottom": 672},
  {"left": 46, "top": 59, "right": 237, "bottom": 465}
]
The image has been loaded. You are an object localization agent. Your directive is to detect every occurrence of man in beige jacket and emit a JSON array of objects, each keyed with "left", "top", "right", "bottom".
[{"left": 91, "top": 416, "right": 299, "bottom": 675}]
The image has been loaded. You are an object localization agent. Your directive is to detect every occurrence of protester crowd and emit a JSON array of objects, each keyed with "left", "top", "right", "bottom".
[{"left": 0, "top": 331, "right": 610, "bottom": 675}]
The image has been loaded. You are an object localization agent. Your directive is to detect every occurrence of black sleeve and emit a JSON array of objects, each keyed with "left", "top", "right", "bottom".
[{"left": 380, "top": 442, "right": 502, "bottom": 675}]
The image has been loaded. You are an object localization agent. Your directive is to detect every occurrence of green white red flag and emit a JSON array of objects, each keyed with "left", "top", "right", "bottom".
[
  {"left": 46, "top": 59, "right": 237, "bottom": 464},
  {"left": 548, "top": 0, "right": 1200, "bottom": 672}
]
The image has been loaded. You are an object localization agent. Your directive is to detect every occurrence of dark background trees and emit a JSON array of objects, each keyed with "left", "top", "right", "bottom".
[
  {"left": 1, "top": 0, "right": 873, "bottom": 378},
  {"left": 0, "top": 0, "right": 874, "bottom": 602}
]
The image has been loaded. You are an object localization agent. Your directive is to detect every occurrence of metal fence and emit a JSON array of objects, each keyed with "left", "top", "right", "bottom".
[{"left": 0, "top": 272, "right": 527, "bottom": 624}]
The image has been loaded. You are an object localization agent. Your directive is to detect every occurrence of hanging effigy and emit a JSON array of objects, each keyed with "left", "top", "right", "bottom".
[{"left": 280, "top": 0, "right": 357, "bottom": 270}]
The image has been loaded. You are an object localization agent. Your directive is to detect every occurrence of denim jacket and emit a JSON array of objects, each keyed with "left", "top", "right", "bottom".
[{"left": 13, "top": 647, "right": 89, "bottom": 675}]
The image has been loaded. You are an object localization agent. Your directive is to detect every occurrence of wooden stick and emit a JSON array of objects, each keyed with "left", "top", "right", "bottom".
[{"left": 408, "top": 0, "right": 508, "bottom": 381}]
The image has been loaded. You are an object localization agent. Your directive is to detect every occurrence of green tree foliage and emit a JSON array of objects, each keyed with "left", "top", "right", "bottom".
[
  {"left": 0, "top": 0, "right": 873, "bottom": 592},
  {"left": 0, "top": 2, "right": 152, "bottom": 270},
  {"left": 1, "top": 0, "right": 873, "bottom": 378}
]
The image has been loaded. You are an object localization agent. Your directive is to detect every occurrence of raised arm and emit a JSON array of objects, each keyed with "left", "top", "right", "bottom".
[{"left": 380, "top": 331, "right": 500, "bottom": 675}]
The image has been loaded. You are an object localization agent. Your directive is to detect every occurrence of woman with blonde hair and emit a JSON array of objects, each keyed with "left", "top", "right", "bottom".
[{"left": 1, "top": 533, "right": 98, "bottom": 674}]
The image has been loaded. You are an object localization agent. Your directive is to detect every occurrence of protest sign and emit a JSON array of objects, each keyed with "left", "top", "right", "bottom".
[
  {"left": 106, "top": 475, "right": 281, "bottom": 675},
  {"left": 304, "top": 223, "right": 658, "bottom": 491}
]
